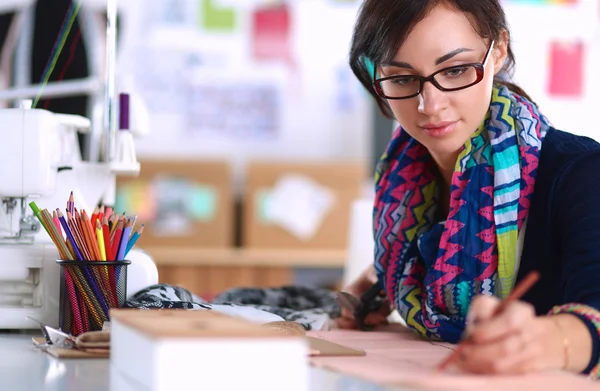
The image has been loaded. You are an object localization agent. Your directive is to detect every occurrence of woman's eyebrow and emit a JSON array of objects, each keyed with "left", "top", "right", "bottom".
[
  {"left": 381, "top": 60, "right": 413, "bottom": 69},
  {"left": 435, "top": 47, "right": 474, "bottom": 65},
  {"left": 382, "top": 47, "right": 475, "bottom": 69}
]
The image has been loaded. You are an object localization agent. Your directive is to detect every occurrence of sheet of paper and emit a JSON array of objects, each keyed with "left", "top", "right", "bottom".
[
  {"left": 251, "top": 4, "right": 292, "bottom": 65},
  {"left": 308, "top": 324, "right": 597, "bottom": 391},
  {"left": 200, "top": 0, "right": 237, "bottom": 31},
  {"left": 265, "top": 175, "right": 335, "bottom": 241},
  {"left": 185, "top": 81, "right": 281, "bottom": 139},
  {"left": 546, "top": 40, "right": 585, "bottom": 97}
]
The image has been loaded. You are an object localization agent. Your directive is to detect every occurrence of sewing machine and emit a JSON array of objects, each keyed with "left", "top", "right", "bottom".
[
  {"left": 0, "top": 0, "right": 159, "bottom": 330},
  {"left": 0, "top": 106, "right": 157, "bottom": 330}
]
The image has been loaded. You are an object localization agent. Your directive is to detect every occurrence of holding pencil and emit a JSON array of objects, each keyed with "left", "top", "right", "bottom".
[{"left": 436, "top": 271, "right": 541, "bottom": 372}]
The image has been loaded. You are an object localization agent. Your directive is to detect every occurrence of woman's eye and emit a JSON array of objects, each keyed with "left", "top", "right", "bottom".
[
  {"left": 443, "top": 67, "right": 468, "bottom": 77},
  {"left": 391, "top": 76, "right": 415, "bottom": 85}
]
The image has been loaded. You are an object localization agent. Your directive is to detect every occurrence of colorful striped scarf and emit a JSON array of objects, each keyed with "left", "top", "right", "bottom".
[{"left": 373, "top": 85, "right": 550, "bottom": 342}]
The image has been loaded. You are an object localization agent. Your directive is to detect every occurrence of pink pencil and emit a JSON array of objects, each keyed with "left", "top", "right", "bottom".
[
  {"left": 105, "top": 207, "right": 113, "bottom": 221},
  {"left": 52, "top": 210, "right": 62, "bottom": 237}
]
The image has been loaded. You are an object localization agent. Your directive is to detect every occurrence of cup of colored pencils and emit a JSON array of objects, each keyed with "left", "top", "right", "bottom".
[{"left": 29, "top": 192, "right": 144, "bottom": 336}]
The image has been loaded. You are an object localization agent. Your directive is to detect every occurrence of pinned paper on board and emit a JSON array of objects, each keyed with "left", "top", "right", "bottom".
[
  {"left": 115, "top": 177, "right": 218, "bottom": 237},
  {"left": 251, "top": 5, "right": 292, "bottom": 65},
  {"left": 200, "top": 0, "right": 237, "bottom": 31},
  {"left": 114, "top": 181, "right": 157, "bottom": 223},
  {"left": 133, "top": 47, "right": 190, "bottom": 113},
  {"left": 259, "top": 175, "right": 335, "bottom": 241},
  {"left": 546, "top": 40, "right": 585, "bottom": 98},
  {"left": 158, "top": 0, "right": 194, "bottom": 25},
  {"left": 185, "top": 82, "right": 281, "bottom": 138},
  {"left": 255, "top": 188, "right": 274, "bottom": 225}
]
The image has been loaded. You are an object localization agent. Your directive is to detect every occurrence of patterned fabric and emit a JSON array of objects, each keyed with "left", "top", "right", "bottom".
[
  {"left": 373, "top": 85, "right": 550, "bottom": 342},
  {"left": 212, "top": 286, "right": 340, "bottom": 330},
  {"left": 550, "top": 303, "right": 600, "bottom": 379},
  {"left": 124, "top": 283, "right": 341, "bottom": 330}
]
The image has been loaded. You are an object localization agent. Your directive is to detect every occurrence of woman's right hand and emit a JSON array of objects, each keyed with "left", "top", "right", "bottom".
[{"left": 335, "top": 265, "right": 392, "bottom": 329}]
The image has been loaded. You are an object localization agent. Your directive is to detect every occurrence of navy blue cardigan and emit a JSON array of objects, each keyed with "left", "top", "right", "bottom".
[{"left": 518, "top": 127, "right": 600, "bottom": 373}]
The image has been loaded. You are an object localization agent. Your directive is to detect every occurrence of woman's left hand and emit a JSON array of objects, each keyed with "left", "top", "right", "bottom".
[{"left": 456, "top": 295, "right": 565, "bottom": 374}]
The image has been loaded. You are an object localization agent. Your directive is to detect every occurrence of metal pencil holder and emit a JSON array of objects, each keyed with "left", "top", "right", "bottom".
[{"left": 57, "top": 260, "right": 130, "bottom": 335}]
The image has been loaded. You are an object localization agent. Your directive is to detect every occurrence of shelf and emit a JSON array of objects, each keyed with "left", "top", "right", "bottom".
[{"left": 143, "top": 247, "right": 347, "bottom": 268}]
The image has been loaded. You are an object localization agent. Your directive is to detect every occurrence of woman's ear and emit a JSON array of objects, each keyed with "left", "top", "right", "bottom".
[{"left": 493, "top": 30, "right": 509, "bottom": 74}]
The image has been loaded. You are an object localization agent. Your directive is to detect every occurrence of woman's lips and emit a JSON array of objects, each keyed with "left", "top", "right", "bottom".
[{"left": 420, "top": 121, "right": 458, "bottom": 137}]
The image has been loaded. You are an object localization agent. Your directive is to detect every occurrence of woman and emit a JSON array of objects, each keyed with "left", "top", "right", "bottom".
[{"left": 338, "top": 0, "right": 600, "bottom": 378}]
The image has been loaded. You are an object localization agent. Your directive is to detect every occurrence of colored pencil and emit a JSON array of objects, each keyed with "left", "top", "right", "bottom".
[
  {"left": 82, "top": 210, "right": 101, "bottom": 261},
  {"left": 63, "top": 267, "right": 83, "bottom": 335},
  {"left": 111, "top": 220, "right": 123, "bottom": 261},
  {"left": 96, "top": 221, "right": 106, "bottom": 261},
  {"left": 67, "top": 211, "right": 91, "bottom": 260},
  {"left": 90, "top": 206, "right": 99, "bottom": 231},
  {"left": 97, "top": 205, "right": 105, "bottom": 229},
  {"left": 105, "top": 206, "right": 113, "bottom": 222},
  {"left": 52, "top": 210, "right": 62, "bottom": 237},
  {"left": 57, "top": 210, "right": 83, "bottom": 261},
  {"left": 117, "top": 221, "right": 132, "bottom": 261},
  {"left": 68, "top": 191, "right": 74, "bottom": 215},
  {"left": 125, "top": 224, "right": 144, "bottom": 256},
  {"left": 102, "top": 217, "right": 113, "bottom": 261}
]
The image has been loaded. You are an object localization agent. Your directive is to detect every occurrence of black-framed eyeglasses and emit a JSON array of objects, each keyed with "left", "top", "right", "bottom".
[{"left": 373, "top": 41, "right": 495, "bottom": 100}]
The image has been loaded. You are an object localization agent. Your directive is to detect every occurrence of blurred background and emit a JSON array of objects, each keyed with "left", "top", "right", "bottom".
[{"left": 0, "top": 0, "right": 598, "bottom": 300}]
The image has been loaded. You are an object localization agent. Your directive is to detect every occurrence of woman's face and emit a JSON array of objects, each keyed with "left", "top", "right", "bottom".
[{"left": 378, "top": 5, "right": 508, "bottom": 167}]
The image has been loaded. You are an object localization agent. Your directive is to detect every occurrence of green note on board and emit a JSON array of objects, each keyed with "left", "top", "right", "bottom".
[
  {"left": 189, "top": 184, "right": 218, "bottom": 222},
  {"left": 255, "top": 188, "right": 274, "bottom": 225},
  {"left": 200, "top": 0, "right": 236, "bottom": 31}
]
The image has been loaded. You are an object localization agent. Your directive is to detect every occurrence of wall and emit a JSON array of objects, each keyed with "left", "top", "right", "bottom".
[
  {"left": 116, "top": 0, "right": 373, "bottom": 193},
  {"left": 503, "top": 0, "right": 600, "bottom": 140}
]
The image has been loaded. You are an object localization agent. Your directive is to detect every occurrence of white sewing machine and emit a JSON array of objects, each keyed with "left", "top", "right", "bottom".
[
  {"left": 0, "top": 107, "right": 158, "bottom": 330},
  {"left": 0, "top": 0, "right": 158, "bottom": 330}
]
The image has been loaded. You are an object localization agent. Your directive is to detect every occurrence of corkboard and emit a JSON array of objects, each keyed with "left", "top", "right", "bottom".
[
  {"left": 242, "top": 162, "right": 367, "bottom": 250},
  {"left": 115, "top": 160, "right": 233, "bottom": 249}
]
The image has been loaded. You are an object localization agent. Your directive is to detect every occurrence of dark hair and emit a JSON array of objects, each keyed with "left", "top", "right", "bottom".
[{"left": 349, "top": 0, "right": 533, "bottom": 118}]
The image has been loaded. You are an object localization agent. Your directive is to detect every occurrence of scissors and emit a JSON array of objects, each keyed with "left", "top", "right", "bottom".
[
  {"left": 27, "top": 316, "right": 75, "bottom": 348},
  {"left": 336, "top": 281, "right": 386, "bottom": 331}
]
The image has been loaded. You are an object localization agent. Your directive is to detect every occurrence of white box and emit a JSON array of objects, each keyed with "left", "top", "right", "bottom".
[{"left": 109, "top": 309, "right": 309, "bottom": 391}]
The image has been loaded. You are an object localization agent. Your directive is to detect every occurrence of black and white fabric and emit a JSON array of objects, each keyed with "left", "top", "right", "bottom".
[{"left": 124, "top": 284, "right": 342, "bottom": 330}]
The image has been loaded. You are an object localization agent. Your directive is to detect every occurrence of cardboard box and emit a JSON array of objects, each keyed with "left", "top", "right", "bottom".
[
  {"left": 115, "top": 160, "right": 233, "bottom": 249},
  {"left": 242, "top": 162, "right": 367, "bottom": 250}
]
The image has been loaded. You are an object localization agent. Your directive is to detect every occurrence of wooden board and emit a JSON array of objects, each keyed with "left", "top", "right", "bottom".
[
  {"left": 263, "top": 321, "right": 365, "bottom": 357},
  {"left": 32, "top": 337, "right": 109, "bottom": 359},
  {"left": 46, "top": 348, "right": 109, "bottom": 359},
  {"left": 307, "top": 336, "right": 365, "bottom": 357}
]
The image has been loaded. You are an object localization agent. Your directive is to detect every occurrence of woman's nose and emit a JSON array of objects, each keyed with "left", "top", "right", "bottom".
[{"left": 417, "top": 82, "right": 447, "bottom": 116}]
